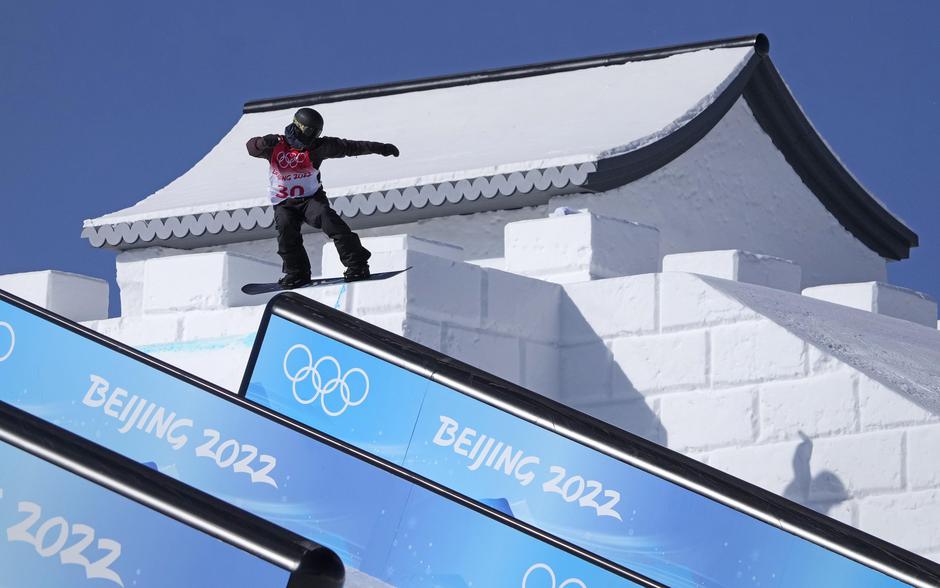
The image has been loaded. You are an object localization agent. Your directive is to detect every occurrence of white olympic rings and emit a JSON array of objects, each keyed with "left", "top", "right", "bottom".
[
  {"left": 277, "top": 151, "right": 308, "bottom": 169},
  {"left": 283, "top": 343, "right": 369, "bottom": 417},
  {"left": 522, "top": 563, "right": 586, "bottom": 588},
  {"left": 0, "top": 322, "right": 13, "bottom": 363}
]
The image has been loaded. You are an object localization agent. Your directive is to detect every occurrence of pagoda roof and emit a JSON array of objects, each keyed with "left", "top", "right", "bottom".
[{"left": 82, "top": 34, "right": 916, "bottom": 260}]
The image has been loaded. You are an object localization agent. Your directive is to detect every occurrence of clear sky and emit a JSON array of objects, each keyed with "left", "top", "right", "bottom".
[{"left": 1, "top": 1, "right": 937, "bottom": 316}]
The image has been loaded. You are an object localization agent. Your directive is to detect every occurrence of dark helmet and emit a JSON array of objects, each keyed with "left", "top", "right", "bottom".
[{"left": 293, "top": 108, "right": 323, "bottom": 140}]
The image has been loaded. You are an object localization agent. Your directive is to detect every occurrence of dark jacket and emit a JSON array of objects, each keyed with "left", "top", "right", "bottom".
[{"left": 246, "top": 135, "right": 388, "bottom": 198}]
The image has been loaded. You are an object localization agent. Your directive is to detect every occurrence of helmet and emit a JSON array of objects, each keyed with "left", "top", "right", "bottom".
[{"left": 292, "top": 108, "right": 323, "bottom": 140}]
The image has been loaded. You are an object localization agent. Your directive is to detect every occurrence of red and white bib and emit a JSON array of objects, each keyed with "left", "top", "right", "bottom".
[{"left": 268, "top": 140, "right": 321, "bottom": 204}]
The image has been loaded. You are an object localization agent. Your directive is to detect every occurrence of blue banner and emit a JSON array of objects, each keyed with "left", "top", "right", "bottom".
[
  {"left": 0, "top": 440, "right": 291, "bottom": 588},
  {"left": 0, "top": 297, "right": 637, "bottom": 586},
  {"left": 244, "top": 313, "right": 905, "bottom": 588}
]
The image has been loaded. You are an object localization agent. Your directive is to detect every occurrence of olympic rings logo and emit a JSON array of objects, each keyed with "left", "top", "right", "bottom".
[
  {"left": 283, "top": 344, "right": 369, "bottom": 417},
  {"left": 276, "top": 151, "right": 308, "bottom": 169},
  {"left": 0, "top": 322, "right": 14, "bottom": 363},
  {"left": 522, "top": 563, "right": 586, "bottom": 588}
]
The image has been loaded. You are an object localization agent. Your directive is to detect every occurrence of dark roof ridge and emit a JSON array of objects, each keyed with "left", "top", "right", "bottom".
[
  {"left": 742, "top": 58, "right": 918, "bottom": 260},
  {"left": 243, "top": 33, "right": 768, "bottom": 114}
]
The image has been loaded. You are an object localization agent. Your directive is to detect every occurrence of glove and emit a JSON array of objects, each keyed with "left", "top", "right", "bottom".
[
  {"left": 263, "top": 134, "right": 280, "bottom": 147},
  {"left": 380, "top": 143, "right": 400, "bottom": 157}
]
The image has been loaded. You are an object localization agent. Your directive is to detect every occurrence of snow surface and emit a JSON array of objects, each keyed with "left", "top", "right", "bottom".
[
  {"left": 706, "top": 276, "right": 940, "bottom": 411},
  {"left": 86, "top": 47, "right": 753, "bottom": 226}
]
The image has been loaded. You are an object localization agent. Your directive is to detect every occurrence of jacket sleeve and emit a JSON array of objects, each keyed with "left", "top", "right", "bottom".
[
  {"left": 316, "top": 137, "right": 387, "bottom": 159},
  {"left": 246, "top": 136, "right": 274, "bottom": 159}
]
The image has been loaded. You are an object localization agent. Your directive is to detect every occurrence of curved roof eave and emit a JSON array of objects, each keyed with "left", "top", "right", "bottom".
[
  {"left": 82, "top": 34, "right": 917, "bottom": 260},
  {"left": 581, "top": 47, "right": 917, "bottom": 261},
  {"left": 741, "top": 58, "right": 917, "bottom": 260}
]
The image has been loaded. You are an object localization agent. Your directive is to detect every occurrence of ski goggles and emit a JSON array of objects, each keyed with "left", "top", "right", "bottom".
[{"left": 292, "top": 118, "right": 319, "bottom": 138}]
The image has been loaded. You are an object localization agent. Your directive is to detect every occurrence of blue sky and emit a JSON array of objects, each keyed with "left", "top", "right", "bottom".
[{"left": 1, "top": 1, "right": 937, "bottom": 316}]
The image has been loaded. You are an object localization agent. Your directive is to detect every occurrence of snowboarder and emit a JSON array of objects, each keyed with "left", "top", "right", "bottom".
[{"left": 246, "top": 107, "right": 399, "bottom": 288}]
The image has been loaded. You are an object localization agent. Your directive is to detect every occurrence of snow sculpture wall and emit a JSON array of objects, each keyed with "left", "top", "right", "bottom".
[
  {"left": 4, "top": 184, "right": 937, "bottom": 560},
  {"left": 60, "top": 215, "right": 940, "bottom": 560},
  {"left": 564, "top": 271, "right": 940, "bottom": 559}
]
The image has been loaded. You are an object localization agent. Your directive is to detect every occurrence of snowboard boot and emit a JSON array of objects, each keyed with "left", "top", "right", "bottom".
[
  {"left": 343, "top": 264, "right": 371, "bottom": 282},
  {"left": 277, "top": 273, "right": 312, "bottom": 289}
]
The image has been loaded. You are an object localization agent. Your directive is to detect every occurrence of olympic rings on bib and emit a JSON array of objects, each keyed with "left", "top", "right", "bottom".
[
  {"left": 283, "top": 343, "right": 369, "bottom": 417},
  {"left": 276, "top": 151, "right": 308, "bottom": 170}
]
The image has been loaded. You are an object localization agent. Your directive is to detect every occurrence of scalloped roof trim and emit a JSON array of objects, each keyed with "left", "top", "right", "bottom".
[{"left": 82, "top": 162, "right": 595, "bottom": 248}]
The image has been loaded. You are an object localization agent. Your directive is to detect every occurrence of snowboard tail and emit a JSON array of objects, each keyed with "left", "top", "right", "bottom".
[{"left": 241, "top": 268, "right": 410, "bottom": 295}]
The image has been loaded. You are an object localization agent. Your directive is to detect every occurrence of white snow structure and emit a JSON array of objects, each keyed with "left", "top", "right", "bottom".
[{"left": 6, "top": 34, "right": 940, "bottom": 560}]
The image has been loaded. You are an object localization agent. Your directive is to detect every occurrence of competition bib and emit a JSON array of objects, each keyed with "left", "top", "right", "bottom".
[{"left": 268, "top": 141, "right": 321, "bottom": 204}]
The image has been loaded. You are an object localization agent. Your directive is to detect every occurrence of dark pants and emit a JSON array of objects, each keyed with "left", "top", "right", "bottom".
[{"left": 273, "top": 196, "right": 370, "bottom": 277}]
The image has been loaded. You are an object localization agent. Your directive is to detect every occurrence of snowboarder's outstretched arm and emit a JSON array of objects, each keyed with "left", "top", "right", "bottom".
[
  {"left": 246, "top": 134, "right": 281, "bottom": 159},
  {"left": 245, "top": 134, "right": 399, "bottom": 162},
  {"left": 316, "top": 137, "right": 399, "bottom": 159}
]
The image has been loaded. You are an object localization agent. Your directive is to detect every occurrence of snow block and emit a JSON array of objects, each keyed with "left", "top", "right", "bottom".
[
  {"left": 570, "top": 397, "right": 664, "bottom": 445},
  {"left": 857, "top": 374, "right": 938, "bottom": 429},
  {"left": 323, "top": 235, "right": 474, "bottom": 323},
  {"left": 559, "top": 341, "right": 613, "bottom": 403},
  {"left": 403, "top": 317, "right": 442, "bottom": 349},
  {"left": 710, "top": 319, "right": 806, "bottom": 384},
  {"left": 89, "top": 315, "right": 181, "bottom": 347},
  {"left": 562, "top": 274, "right": 656, "bottom": 343},
  {"left": 811, "top": 431, "right": 903, "bottom": 499},
  {"left": 908, "top": 425, "right": 940, "bottom": 490},
  {"left": 149, "top": 344, "right": 251, "bottom": 392},
  {"left": 659, "top": 386, "right": 757, "bottom": 451},
  {"left": 361, "top": 313, "right": 406, "bottom": 337},
  {"left": 522, "top": 340, "right": 560, "bottom": 400},
  {"left": 442, "top": 324, "right": 520, "bottom": 385},
  {"left": 758, "top": 373, "right": 857, "bottom": 442},
  {"left": 115, "top": 251, "right": 148, "bottom": 317},
  {"left": 483, "top": 269, "right": 562, "bottom": 343},
  {"left": 802, "top": 281, "right": 938, "bottom": 328},
  {"left": 181, "top": 306, "right": 266, "bottom": 341},
  {"left": 345, "top": 250, "right": 483, "bottom": 328},
  {"left": 705, "top": 440, "right": 803, "bottom": 495},
  {"left": 321, "top": 234, "right": 462, "bottom": 277},
  {"left": 504, "top": 211, "right": 660, "bottom": 283},
  {"left": 861, "top": 490, "right": 940, "bottom": 553},
  {"left": 658, "top": 272, "right": 761, "bottom": 330},
  {"left": 0, "top": 270, "right": 108, "bottom": 321},
  {"left": 142, "top": 251, "right": 279, "bottom": 312},
  {"left": 116, "top": 247, "right": 185, "bottom": 316},
  {"left": 662, "top": 250, "right": 802, "bottom": 292},
  {"left": 610, "top": 330, "right": 708, "bottom": 392}
]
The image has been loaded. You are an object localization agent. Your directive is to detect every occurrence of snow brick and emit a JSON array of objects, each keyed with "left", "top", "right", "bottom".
[
  {"left": 142, "top": 251, "right": 279, "bottom": 312},
  {"left": 504, "top": 210, "right": 660, "bottom": 283},
  {"left": 803, "top": 282, "right": 937, "bottom": 328},
  {"left": 0, "top": 270, "right": 108, "bottom": 322},
  {"left": 663, "top": 249, "right": 802, "bottom": 292}
]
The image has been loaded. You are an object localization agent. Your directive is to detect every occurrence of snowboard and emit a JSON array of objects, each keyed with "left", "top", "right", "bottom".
[{"left": 241, "top": 268, "right": 410, "bottom": 295}]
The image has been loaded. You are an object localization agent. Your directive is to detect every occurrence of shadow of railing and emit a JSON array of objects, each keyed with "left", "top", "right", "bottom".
[{"left": 783, "top": 431, "right": 849, "bottom": 516}]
